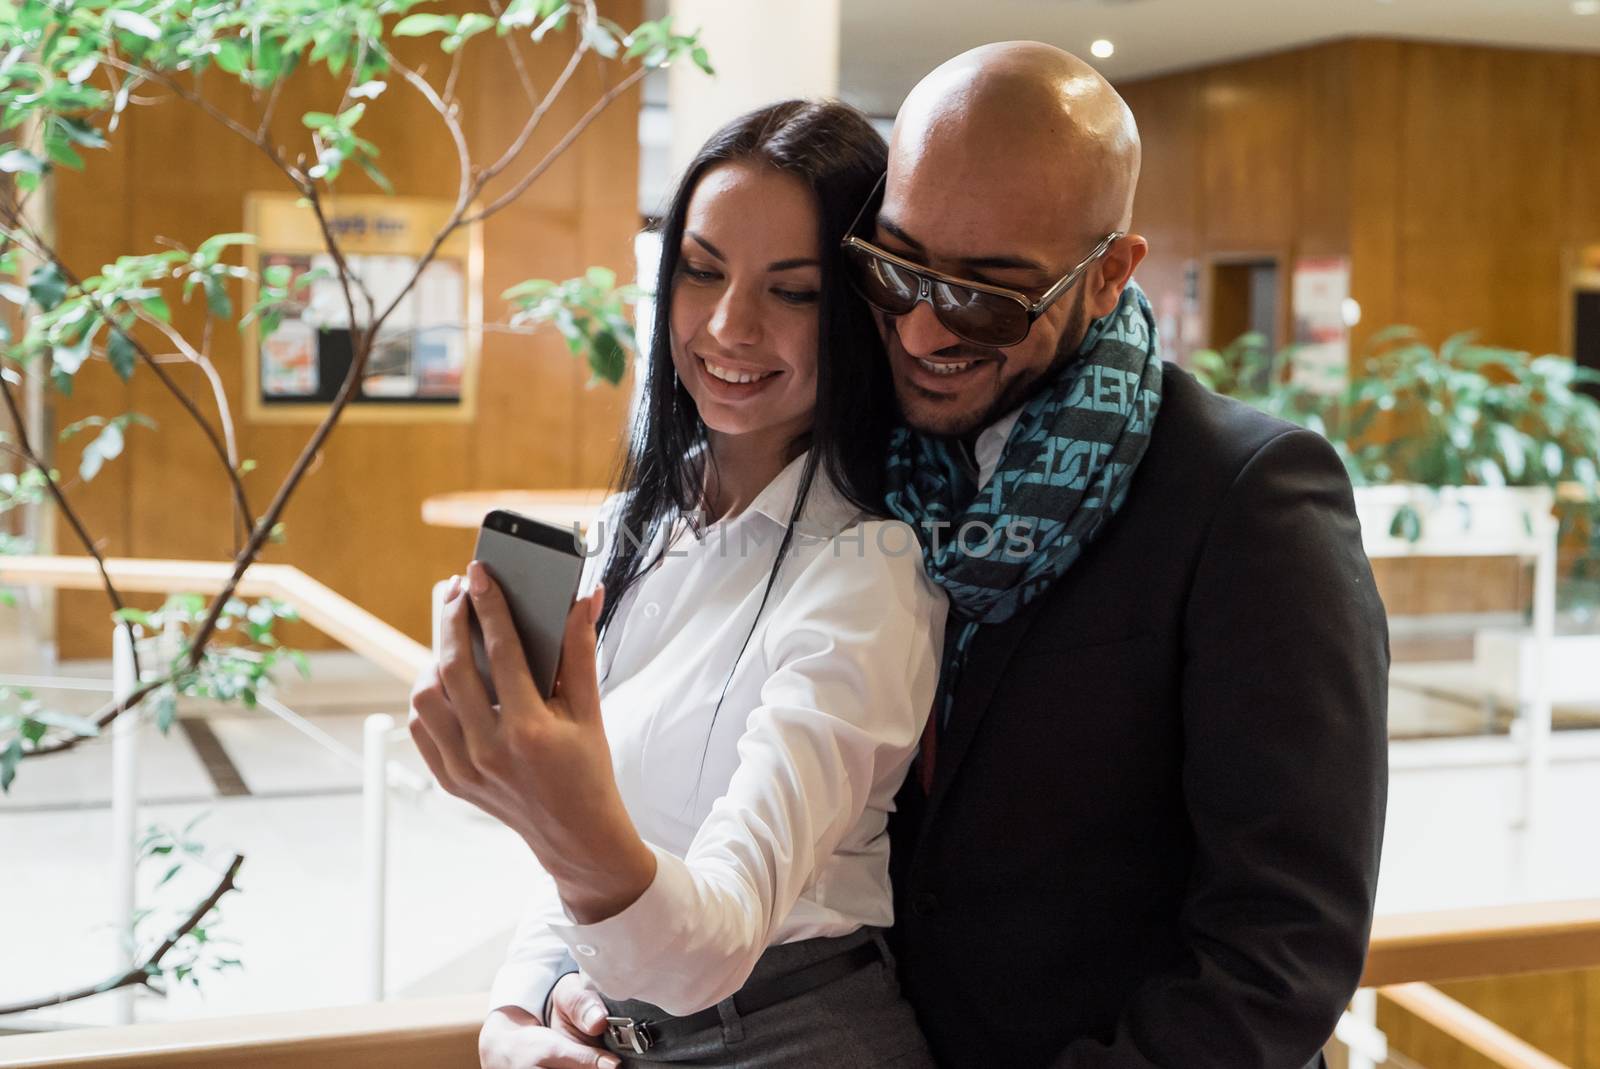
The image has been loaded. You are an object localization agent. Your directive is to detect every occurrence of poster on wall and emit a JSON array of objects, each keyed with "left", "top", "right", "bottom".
[
  {"left": 1289, "top": 257, "right": 1351, "bottom": 394},
  {"left": 243, "top": 194, "right": 482, "bottom": 423}
]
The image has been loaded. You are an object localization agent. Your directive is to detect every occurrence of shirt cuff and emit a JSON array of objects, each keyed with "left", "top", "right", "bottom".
[{"left": 546, "top": 842, "right": 696, "bottom": 999}]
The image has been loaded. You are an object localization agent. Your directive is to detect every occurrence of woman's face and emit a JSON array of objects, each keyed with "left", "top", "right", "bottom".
[{"left": 669, "top": 161, "right": 822, "bottom": 448}]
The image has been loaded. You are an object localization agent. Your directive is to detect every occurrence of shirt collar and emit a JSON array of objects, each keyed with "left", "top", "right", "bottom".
[
  {"left": 687, "top": 450, "right": 862, "bottom": 539},
  {"left": 974, "top": 406, "right": 1025, "bottom": 490}
]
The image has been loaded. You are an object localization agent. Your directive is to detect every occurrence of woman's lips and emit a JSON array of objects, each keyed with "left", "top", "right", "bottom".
[{"left": 696, "top": 354, "right": 782, "bottom": 398}]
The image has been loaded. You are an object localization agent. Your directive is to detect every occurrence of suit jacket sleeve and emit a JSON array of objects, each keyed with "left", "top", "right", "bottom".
[{"left": 1053, "top": 428, "right": 1390, "bottom": 1069}]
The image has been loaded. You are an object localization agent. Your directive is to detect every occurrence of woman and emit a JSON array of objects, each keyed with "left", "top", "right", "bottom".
[{"left": 409, "top": 100, "right": 945, "bottom": 1067}]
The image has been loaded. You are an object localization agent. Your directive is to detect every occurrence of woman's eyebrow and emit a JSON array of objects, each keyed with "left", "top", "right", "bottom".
[
  {"left": 687, "top": 232, "right": 723, "bottom": 260},
  {"left": 878, "top": 217, "right": 1047, "bottom": 274},
  {"left": 767, "top": 257, "right": 820, "bottom": 271}
]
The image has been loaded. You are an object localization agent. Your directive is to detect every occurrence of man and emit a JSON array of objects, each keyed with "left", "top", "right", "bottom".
[
  {"left": 864, "top": 43, "right": 1389, "bottom": 1068},
  {"left": 483, "top": 41, "right": 1388, "bottom": 1069}
]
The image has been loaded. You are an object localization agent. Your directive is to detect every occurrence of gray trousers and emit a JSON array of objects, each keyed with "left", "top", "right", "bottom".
[{"left": 599, "top": 927, "right": 936, "bottom": 1067}]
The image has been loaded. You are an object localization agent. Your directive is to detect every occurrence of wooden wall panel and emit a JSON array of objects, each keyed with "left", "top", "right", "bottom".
[
  {"left": 1197, "top": 52, "right": 1303, "bottom": 252},
  {"left": 50, "top": 0, "right": 643, "bottom": 657},
  {"left": 1122, "top": 38, "right": 1600, "bottom": 361},
  {"left": 1391, "top": 44, "right": 1573, "bottom": 355},
  {"left": 1119, "top": 72, "right": 1202, "bottom": 360}
]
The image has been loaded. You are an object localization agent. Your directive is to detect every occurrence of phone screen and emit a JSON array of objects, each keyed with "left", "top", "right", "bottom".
[{"left": 468, "top": 510, "right": 586, "bottom": 703}]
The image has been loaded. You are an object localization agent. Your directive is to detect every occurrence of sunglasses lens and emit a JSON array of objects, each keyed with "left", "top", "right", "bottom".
[
  {"left": 845, "top": 245, "right": 920, "bottom": 314},
  {"left": 929, "top": 282, "right": 1029, "bottom": 348}
]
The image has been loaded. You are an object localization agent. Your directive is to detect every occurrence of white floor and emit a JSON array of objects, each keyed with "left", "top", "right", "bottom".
[{"left": 1, "top": 653, "right": 541, "bottom": 1031}]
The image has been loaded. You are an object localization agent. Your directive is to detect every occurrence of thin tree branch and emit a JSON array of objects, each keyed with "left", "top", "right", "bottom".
[
  {"left": 0, "top": 361, "right": 143, "bottom": 683},
  {"left": 0, "top": 854, "right": 245, "bottom": 1017},
  {"left": 379, "top": 46, "right": 473, "bottom": 217},
  {"left": 483, "top": 0, "right": 539, "bottom": 109},
  {"left": 254, "top": 69, "right": 288, "bottom": 142},
  {"left": 478, "top": 13, "right": 590, "bottom": 186},
  {"left": 463, "top": 64, "right": 645, "bottom": 226},
  {"left": 0, "top": 212, "right": 257, "bottom": 540},
  {"left": 441, "top": 39, "right": 466, "bottom": 107}
]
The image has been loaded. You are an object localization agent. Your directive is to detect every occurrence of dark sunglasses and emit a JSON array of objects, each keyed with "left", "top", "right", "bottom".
[{"left": 839, "top": 172, "right": 1124, "bottom": 349}]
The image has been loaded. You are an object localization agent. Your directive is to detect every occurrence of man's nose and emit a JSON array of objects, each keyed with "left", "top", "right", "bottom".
[
  {"left": 892, "top": 300, "right": 963, "bottom": 358},
  {"left": 708, "top": 286, "right": 762, "bottom": 347}
]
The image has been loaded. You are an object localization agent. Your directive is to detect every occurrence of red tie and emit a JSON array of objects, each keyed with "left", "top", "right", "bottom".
[{"left": 917, "top": 704, "right": 939, "bottom": 794}]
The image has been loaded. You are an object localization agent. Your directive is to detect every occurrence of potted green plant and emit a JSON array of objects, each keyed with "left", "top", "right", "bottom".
[{"left": 1193, "top": 328, "right": 1600, "bottom": 588}]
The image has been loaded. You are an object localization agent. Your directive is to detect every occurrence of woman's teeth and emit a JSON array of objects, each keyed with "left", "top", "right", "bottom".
[
  {"left": 916, "top": 357, "right": 976, "bottom": 376},
  {"left": 703, "top": 359, "right": 778, "bottom": 384}
]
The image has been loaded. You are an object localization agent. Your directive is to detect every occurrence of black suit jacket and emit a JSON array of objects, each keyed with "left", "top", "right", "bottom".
[{"left": 888, "top": 364, "right": 1390, "bottom": 1069}]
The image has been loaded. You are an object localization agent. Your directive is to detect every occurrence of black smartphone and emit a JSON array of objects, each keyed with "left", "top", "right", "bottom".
[{"left": 468, "top": 509, "right": 587, "bottom": 705}]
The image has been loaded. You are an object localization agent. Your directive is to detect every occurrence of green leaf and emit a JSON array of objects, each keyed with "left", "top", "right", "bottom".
[
  {"left": 197, "top": 233, "right": 256, "bottom": 264},
  {"left": 108, "top": 329, "right": 137, "bottom": 380},
  {"left": 107, "top": 9, "right": 162, "bottom": 41},
  {"left": 591, "top": 329, "right": 626, "bottom": 384},
  {"left": 1389, "top": 504, "right": 1422, "bottom": 543},
  {"left": 202, "top": 275, "right": 232, "bottom": 319},
  {"left": 1, "top": 737, "right": 21, "bottom": 793},
  {"left": 34, "top": 709, "right": 100, "bottom": 737},
  {"left": 0, "top": 148, "right": 44, "bottom": 174},
  {"left": 393, "top": 13, "right": 459, "bottom": 36}
]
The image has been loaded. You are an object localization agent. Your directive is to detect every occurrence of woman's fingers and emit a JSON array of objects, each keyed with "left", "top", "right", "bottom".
[
  {"left": 548, "top": 971, "right": 610, "bottom": 1036},
  {"left": 480, "top": 1006, "right": 619, "bottom": 1069},
  {"left": 409, "top": 662, "right": 477, "bottom": 783},
  {"left": 552, "top": 585, "right": 604, "bottom": 723},
  {"left": 436, "top": 572, "right": 496, "bottom": 744},
  {"left": 465, "top": 560, "right": 543, "bottom": 717}
]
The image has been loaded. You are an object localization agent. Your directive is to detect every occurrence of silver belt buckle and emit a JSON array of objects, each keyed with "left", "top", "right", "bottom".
[{"left": 605, "top": 1015, "right": 654, "bottom": 1054}]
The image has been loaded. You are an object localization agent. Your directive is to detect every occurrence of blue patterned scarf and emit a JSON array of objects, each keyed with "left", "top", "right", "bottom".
[{"left": 885, "top": 282, "right": 1164, "bottom": 727}]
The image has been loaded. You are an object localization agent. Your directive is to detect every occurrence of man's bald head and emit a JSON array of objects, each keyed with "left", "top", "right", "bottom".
[
  {"left": 870, "top": 42, "right": 1149, "bottom": 438},
  {"left": 891, "top": 41, "right": 1140, "bottom": 237}
]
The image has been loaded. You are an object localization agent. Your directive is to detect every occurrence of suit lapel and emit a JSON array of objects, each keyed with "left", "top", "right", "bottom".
[{"left": 922, "top": 589, "right": 1055, "bottom": 822}]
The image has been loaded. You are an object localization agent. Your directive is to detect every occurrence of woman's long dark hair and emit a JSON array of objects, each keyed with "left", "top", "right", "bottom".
[{"left": 596, "top": 100, "right": 893, "bottom": 644}]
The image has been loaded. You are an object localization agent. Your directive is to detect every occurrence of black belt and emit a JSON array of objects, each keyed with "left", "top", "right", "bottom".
[{"left": 604, "top": 938, "right": 882, "bottom": 1054}]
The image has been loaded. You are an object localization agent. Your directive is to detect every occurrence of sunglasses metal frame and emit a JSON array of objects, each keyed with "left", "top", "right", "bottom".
[{"left": 839, "top": 172, "right": 1125, "bottom": 347}]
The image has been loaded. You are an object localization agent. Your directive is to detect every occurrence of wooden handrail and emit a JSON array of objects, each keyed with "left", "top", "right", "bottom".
[
  {"left": 0, "top": 556, "right": 431, "bottom": 683},
  {"left": 0, "top": 994, "right": 482, "bottom": 1068},
  {"left": 1362, "top": 897, "right": 1600, "bottom": 987},
  {"left": 1379, "top": 983, "right": 1569, "bottom": 1069},
  {"left": 6, "top": 899, "right": 1600, "bottom": 1067}
]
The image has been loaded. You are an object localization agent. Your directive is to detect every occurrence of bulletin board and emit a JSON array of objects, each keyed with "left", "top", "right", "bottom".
[
  {"left": 241, "top": 193, "right": 483, "bottom": 424},
  {"left": 1289, "top": 256, "right": 1351, "bottom": 394}
]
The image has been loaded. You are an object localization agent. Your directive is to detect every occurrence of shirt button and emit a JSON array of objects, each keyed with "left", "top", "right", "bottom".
[
  {"left": 911, "top": 892, "right": 939, "bottom": 917},
  {"left": 574, "top": 944, "right": 597, "bottom": 957},
  {"left": 642, "top": 602, "right": 660, "bottom": 619}
]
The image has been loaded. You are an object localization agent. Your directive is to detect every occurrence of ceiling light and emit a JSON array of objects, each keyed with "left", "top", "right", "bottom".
[
  {"left": 1574, "top": 0, "right": 1600, "bottom": 14},
  {"left": 1090, "top": 39, "right": 1115, "bottom": 59}
]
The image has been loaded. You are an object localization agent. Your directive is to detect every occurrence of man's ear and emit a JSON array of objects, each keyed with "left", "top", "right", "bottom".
[{"left": 1085, "top": 234, "right": 1149, "bottom": 318}]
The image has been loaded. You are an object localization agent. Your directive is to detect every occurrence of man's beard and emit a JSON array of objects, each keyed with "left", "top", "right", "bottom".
[
  {"left": 980, "top": 288, "right": 1091, "bottom": 428},
  {"left": 909, "top": 287, "right": 1091, "bottom": 441}
]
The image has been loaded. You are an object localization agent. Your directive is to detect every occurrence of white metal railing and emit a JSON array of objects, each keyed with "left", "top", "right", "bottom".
[{"left": 0, "top": 555, "right": 435, "bottom": 1025}]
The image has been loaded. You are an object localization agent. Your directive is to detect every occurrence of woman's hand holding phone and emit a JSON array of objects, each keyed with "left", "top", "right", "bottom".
[{"left": 409, "top": 560, "right": 657, "bottom": 925}]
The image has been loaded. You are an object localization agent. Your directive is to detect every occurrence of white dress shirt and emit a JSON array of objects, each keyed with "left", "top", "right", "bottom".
[
  {"left": 489, "top": 451, "right": 947, "bottom": 1018},
  {"left": 973, "top": 406, "right": 1023, "bottom": 490}
]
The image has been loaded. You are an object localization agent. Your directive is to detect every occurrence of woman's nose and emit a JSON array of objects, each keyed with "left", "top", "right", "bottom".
[
  {"left": 708, "top": 286, "right": 762, "bottom": 347},
  {"left": 893, "top": 300, "right": 962, "bottom": 358}
]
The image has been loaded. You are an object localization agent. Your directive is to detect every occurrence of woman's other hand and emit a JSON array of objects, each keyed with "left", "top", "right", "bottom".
[
  {"left": 411, "top": 563, "right": 655, "bottom": 923},
  {"left": 480, "top": 974, "right": 618, "bottom": 1069}
]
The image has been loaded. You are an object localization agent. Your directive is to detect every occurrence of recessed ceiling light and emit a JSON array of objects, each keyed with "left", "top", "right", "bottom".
[
  {"left": 1574, "top": 0, "right": 1600, "bottom": 14},
  {"left": 1091, "top": 39, "right": 1115, "bottom": 59}
]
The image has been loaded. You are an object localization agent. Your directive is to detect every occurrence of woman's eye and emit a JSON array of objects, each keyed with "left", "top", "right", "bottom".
[
  {"left": 679, "top": 263, "right": 720, "bottom": 283},
  {"left": 775, "top": 288, "right": 819, "bottom": 305}
]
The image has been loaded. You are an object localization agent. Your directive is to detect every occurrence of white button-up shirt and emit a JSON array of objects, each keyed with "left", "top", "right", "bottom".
[{"left": 489, "top": 452, "right": 946, "bottom": 1018}]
